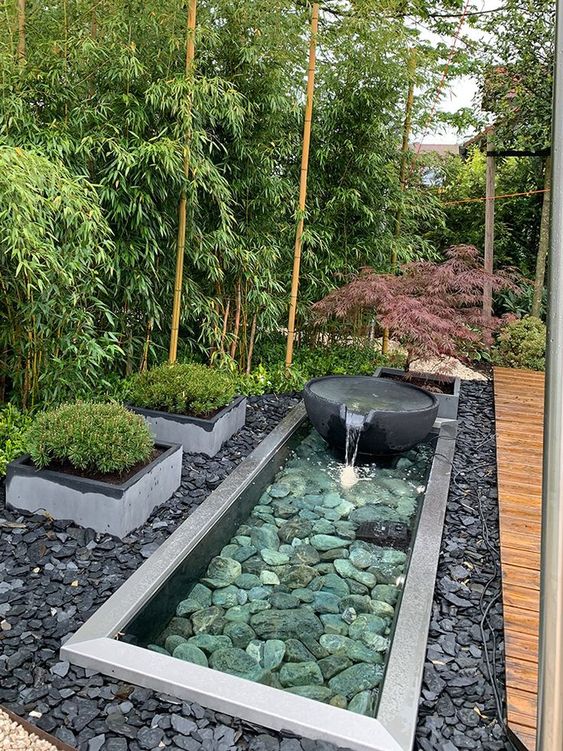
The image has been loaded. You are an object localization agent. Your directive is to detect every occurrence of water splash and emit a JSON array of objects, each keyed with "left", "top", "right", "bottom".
[{"left": 340, "top": 410, "right": 365, "bottom": 488}]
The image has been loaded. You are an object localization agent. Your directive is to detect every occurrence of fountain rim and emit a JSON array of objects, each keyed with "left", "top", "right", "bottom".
[{"left": 304, "top": 374, "right": 439, "bottom": 415}]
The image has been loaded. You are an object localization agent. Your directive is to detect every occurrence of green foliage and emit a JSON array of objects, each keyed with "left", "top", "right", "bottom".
[
  {"left": 0, "top": 405, "right": 32, "bottom": 477},
  {"left": 493, "top": 316, "right": 546, "bottom": 371},
  {"left": 26, "top": 402, "right": 154, "bottom": 474},
  {"left": 126, "top": 363, "right": 238, "bottom": 416}
]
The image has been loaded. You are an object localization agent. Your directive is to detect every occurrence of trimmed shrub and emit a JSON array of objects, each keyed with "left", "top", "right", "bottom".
[
  {"left": 26, "top": 402, "right": 154, "bottom": 474},
  {"left": 126, "top": 363, "right": 238, "bottom": 416},
  {"left": 493, "top": 316, "right": 546, "bottom": 371},
  {"left": 0, "top": 405, "right": 32, "bottom": 477}
]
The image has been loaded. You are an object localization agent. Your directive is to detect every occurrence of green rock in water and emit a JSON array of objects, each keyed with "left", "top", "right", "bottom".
[
  {"left": 291, "top": 545, "right": 320, "bottom": 566},
  {"left": 263, "top": 639, "right": 286, "bottom": 670},
  {"left": 231, "top": 546, "right": 257, "bottom": 563},
  {"left": 328, "top": 663, "right": 383, "bottom": 698},
  {"left": 323, "top": 493, "right": 344, "bottom": 509},
  {"left": 320, "top": 549, "right": 349, "bottom": 562},
  {"left": 280, "top": 661, "right": 324, "bottom": 688},
  {"left": 357, "top": 631, "right": 389, "bottom": 651},
  {"left": 268, "top": 483, "right": 291, "bottom": 498},
  {"left": 173, "top": 643, "right": 209, "bottom": 667},
  {"left": 190, "top": 583, "right": 213, "bottom": 606},
  {"left": 260, "top": 549, "right": 290, "bottom": 566},
  {"left": 209, "top": 647, "right": 258, "bottom": 677},
  {"left": 334, "top": 559, "right": 377, "bottom": 587},
  {"left": 369, "top": 600, "right": 394, "bottom": 618},
  {"left": 157, "top": 616, "right": 193, "bottom": 644},
  {"left": 203, "top": 557, "right": 242, "bottom": 588},
  {"left": 223, "top": 622, "right": 256, "bottom": 649},
  {"left": 349, "top": 505, "right": 400, "bottom": 525},
  {"left": 348, "top": 614, "right": 386, "bottom": 640},
  {"left": 349, "top": 547, "right": 374, "bottom": 570},
  {"left": 280, "top": 565, "right": 319, "bottom": 589},
  {"left": 292, "top": 588, "right": 315, "bottom": 604},
  {"left": 192, "top": 606, "right": 225, "bottom": 634},
  {"left": 321, "top": 573, "right": 350, "bottom": 598},
  {"left": 371, "top": 584, "right": 400, "bottom": 605},
  {"left": 223, "top": 605, "right": 252, "bottom": 624},
  {"left": 320, "top": 614, "right": 349, "bottom": 636},
  {"left": 319, "top": 634, "right": 384, "bottom": 665},
  {"left": 177, "top": 598, "right": 206, "bottom": 617},
  {"left": 248, "top": 586, "right": 272, "bottom": 601},
  {"left": 165, "top": 634, "right": 187, "bottom": 653},
  {"left": 348, "top": 690, "right": 376, "bottom": 716},
  {"left": 312, "top": 592, "right": 341, "bottom": 614},
  {"left": 286, "top": 686, "right": 333, "bottom": 702},
  {"left": 188, "top": 634, "right": 232, "bottom": 654},
  {"left": 348, "top": 580, "right": 369, "bottom": 595},
  {"left": 235, "top": 573, "right": 261, "bottom": 590},
  {"left": 339, "top": 595, "right": 372, "bottom": 614},
  {"left": 330, "top": 695, "right": 348, "bottom": 710},
  {"left": 312, "top": 519, "right": 335, "bottom": 535},
  {"left": 251, "top": 524, "right": 280, "bottom": 551},
  {"left": 148, "top": 644, "right": 168, "bottom": 655},
  {"left": 268, "top": 592, "right": 300, "bottom": 609},
  {"left": 284, "top": 639, "right": 316, "bottom": 663},
  {"left": 221, "top": 544, "right": 239, "bottom": 559},
  {"left": 245, "top": 639, "right": 265, "bottom": 664},
  {"left": 310, "top": 535, "right": 351, "bottom": 551},
  {"left": 212, "top": 585, "right": 240, "bottom": 608},
  {"left": 250, "top": 609, "right": 323, "bottom": 640},
  {"left": 301, "top": 634, "right": 329, "bottom": 659},
  {"left": 260, "top": 571, "right": 280, "bottom": 586},
  {"left": 318, "top": 654, "right": 353, "bottom": 680}
]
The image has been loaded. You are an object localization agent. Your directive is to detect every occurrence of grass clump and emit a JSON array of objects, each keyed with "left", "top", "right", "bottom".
[
  {"left": 0, "top": 405, "right": 32, "bottom": 476},
  {"left": 26, "top": 402, "right": 154, "bottom": 474},
  {"left": 126, "top": 363, "right": 238, "bottom": 416},
  {"left": 493, "top": 316, "right": 546, "bottom": 371}
]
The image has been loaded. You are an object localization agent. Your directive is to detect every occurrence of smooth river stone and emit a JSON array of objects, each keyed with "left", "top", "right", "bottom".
[
  {"left": 292, "top": 545, "right": 320, "bottom": 566},
  {"left": 292, "top": 588, "right": 315, "bottom": 604},
  {"left": 148, "top": 644, "right": 168, "bottom": 655},
  {"left": 312, "top": 519, "right": 335, "bottom": 535},
  {"left": 231, "top": 546, "right": 257, "bottom": 563},
  {"left": 321, "top": 573, "right": 350, "bottom": 598},
  {"left": 235, "top": 573, "right": 261, "bottom": 590},
  {"left": 188, "top": 634, "right": 232, "bottom": 653},
  {"left": 279, "top": 661, "right": 324, "bottom": 688},
  {"left": 318, "top": 655, "right": 352, "bottom": 680},
  {"left": 260, "top": 549, "right": 290, "bottom": 566},
  {"left": 334, "top": 559, "right": 377, "bottom": 587},
  {"left": 312, "top": 592, "right": 341, "bottom": 614},
  {"left": 349, "top": 505, "right": 400, "bottom": 525},
  {"left": 328, "top": 663, "right": 383, "bottom": 699},
  {"left": 164, "top": 635, "right": 186, "bottom": 653},
  {"left": 209, "top": 647, "right": 258, "bottom": 677},
  {"left": 268, "top": 593, "right": 300, "bottom": 609},
  {"left": 286, "top": 686, "right": 333, "bottom": 702},
  {"left": 348, "top": 689, "right": 376, "bottom": 716},
  {"left": 339, "top": 595, "right": 373, "bottom": 614},
  {"left": 284, "top": 639, "right": 315, "bottom": 663},
  {"left": 172, "top": 643, "right": 208, "bottom": 667},
  {"left": 192, "top": 606, "right": 225, "bottom": 634},
  {"left": 263, "top": 639, "right": 286, "bottom": 670},
  {"left": 248, "top": 586, "right": 272, "bottom": 601},
  {"left": 224, "top": 602, "right": 269, "bottom": 624},
  {"left": 221, "top": 544, "right": 239, "bottom": 558},
  {"left": 177, "top": 591, "right": 212, "bottom": 616},
  {"left": 260, "top": 571, "right": 280, "bottom": 586},
  {"left": 323, "top": 493, "right": 344, "bottom": 509},
  {"left": 310, "top": 535, "right": 351, "bottom": 551},
  {"left": 369, "top": 600, "right": 395, "bottom": 618},
  {"left": 319, "top": 634, "right": 384, "bottom": 665},
  {"left": 279, "top": 519, "right": 313, "bottom": 543},
  {"left": 280, "top": 565, "right": 319, "bottom": 589},
  {"left": 212, "top": 585, "right": 240, "bottom": 608},
  {"left": 320, "top": 614, "right": 349, "bottom": 636},
  {"left": 330, "top": 695, "right": 348, "bottom": 710},
  {"left": 372, "top": 584, "right": 400, "bottom": 605},
  {"left": 203, "top": 557, "right": 242, "bottom": 588},
  {"left": 157, "top": 616, "right": 193, "bottom": 644},
  {"left": 250, "top": 609, "right": 323, "bottom": 640},
  {"left": 223, "top": 622, "right": 256, "bottom": 649},
  {"left": 246, "top": 639, "right": 264, "bottom": 663},
  {"left": 268, "top": 483, "right": 291, "bottom": 498},
  {"left": 348, "top": 614, "right": 386, "bottom": 639},
  {"left": 251, "top": 524, "right": 280, "bottom": 551}
]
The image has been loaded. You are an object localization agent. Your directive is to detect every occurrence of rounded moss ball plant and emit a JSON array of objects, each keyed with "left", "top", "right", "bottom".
[
  {"left": 126, "top": 363, "right": 238, "bottom": 416},
  {"left": 493, "top": 316, "right": 546, "bottom": 371},
  {"left": 26, "top": 402, "right": 154, "bottom": 475}
]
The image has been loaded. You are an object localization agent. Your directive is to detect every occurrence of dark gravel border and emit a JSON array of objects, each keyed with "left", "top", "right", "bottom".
[{"left": 0, "top": 386, "right": 509, "bottom": 751}]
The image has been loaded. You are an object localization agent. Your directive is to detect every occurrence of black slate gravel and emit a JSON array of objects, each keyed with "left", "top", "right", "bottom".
[{"left": 0, "top": 386, "right": 510, "bottom": 751}]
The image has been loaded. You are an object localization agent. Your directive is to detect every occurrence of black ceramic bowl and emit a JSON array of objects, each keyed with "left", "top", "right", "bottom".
[{"left": 303, "top": 375, "right": 439, "bottom": 456}]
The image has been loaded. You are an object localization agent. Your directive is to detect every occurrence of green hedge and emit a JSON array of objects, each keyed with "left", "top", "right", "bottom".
[
  {"left": 26, "top": 402, "right": 154, "bottom": 474},
  {"left": 0, "top": 405, "right": 32, "bottom": 477},
  {"left": 493, "top": 316, "right": 546, "bottom": 371},
  {"left": 126, "top": 363, "right": 238, "bottom": 416}
]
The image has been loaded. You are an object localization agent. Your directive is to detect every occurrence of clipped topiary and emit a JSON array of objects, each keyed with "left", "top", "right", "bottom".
[
  {"left": 26, "top": 402, "right": 154, "bottom": 475},
  {"left": 493, "top": 316, "right": 546, "bottom": 371},
  {"left": 126, "top": 363, "right": 237, "bottom": 417}
]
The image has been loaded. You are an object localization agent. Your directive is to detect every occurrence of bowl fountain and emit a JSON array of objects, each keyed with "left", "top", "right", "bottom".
[{"left": 303, "top": 374, "right": 439, "bottom": 456}]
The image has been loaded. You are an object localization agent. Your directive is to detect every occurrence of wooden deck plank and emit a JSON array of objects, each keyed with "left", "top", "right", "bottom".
[{"left": 493, "top": 367, "right": 544, "bottom": 751}]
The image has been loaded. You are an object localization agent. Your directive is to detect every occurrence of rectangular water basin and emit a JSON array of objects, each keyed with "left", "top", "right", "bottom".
[{"left": 62, "top": 403, "right": 456, "bottom": 751}]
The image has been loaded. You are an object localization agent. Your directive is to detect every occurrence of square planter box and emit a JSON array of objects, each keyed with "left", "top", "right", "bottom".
[
  {"left": 130, "top": 396, "right": 247, "bottom": 457},
  {"left": 374, "top": 366, "right": 461, "bottom": 419},
  {"left": 5, "top": 442, "right": 182, "bottom": 538}
]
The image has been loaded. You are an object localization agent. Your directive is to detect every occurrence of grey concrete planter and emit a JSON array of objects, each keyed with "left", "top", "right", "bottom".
[
  {"left": 5, "top": 442, "right": 182, "bottom": 538},
  {"left": 130, "top": 396, "right": 247, "bottom": 457},
  {"left": 374, "top": 366, "right": 461, "bottom": 420}
]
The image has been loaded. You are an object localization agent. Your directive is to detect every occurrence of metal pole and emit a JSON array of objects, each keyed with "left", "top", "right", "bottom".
[
  {"left": 285, "top": 2, "right": 319, "bottom": 370},
  {"left": 537, "top": 0, "right": 563, "bottom": 746},
  {"left": 483, "top": 132, "right": 495, "bottom": 321}
]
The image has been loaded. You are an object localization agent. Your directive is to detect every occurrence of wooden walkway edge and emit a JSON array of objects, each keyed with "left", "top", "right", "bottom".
[{"left": 493, "top": 367, "right": 543, "bottom": 751}]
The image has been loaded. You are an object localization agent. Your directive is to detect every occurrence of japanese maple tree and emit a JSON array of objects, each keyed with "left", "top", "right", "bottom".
[{"left": 312, "top": 245, "right": 517, "bottom": 370}]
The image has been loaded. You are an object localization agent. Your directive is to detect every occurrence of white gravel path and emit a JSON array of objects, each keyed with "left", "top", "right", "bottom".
[{"left": 0, "top": 709, "right": 60, "bottom": 751}]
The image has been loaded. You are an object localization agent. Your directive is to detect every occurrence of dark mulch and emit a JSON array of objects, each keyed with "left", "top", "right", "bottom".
[{"left": 0, "top": 385, "right": 510, "bottom": 751}]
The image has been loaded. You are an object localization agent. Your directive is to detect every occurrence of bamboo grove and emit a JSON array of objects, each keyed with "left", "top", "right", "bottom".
[{"left": 0, "top": 0, "right": 510, "bottom": 407}]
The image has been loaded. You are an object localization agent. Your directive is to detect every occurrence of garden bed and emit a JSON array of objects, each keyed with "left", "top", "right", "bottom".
[{"left": 0, "top": 388, "right": 506, "bottom": 751}]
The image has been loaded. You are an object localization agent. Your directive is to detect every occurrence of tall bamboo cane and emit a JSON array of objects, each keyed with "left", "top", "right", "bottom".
[
  {"left": 169, "top": 0, "right": 197, "bottom": 364},
  {"left": 16, "top": 0, "right": 26, "bottom": 65},
  {"left": 285, "top": 2, "right": 320, "bottom": 369}
]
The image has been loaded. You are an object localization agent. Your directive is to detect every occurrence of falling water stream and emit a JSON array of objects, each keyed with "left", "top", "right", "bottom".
[{"left": 341, "top": 410, "right": 366, "bottom": 489}]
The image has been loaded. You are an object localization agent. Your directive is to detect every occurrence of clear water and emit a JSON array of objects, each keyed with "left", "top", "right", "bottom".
[
  {"left": 309, "top": 377, "right": 434, "bottom": 414},
  {"left": 141, "top": 429, "right": 434, "bottom": 716}
]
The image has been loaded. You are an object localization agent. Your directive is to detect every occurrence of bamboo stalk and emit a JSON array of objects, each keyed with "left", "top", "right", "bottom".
[
  {"left": 169, "top": 0, "right": 197, "bottom": 364},
  {"left": 483, "top": 132, "right": 496, "bottom": 321},
  {"left": 230, "top": 279, "right": 242, "bottom": 359},
  {"left": 246, "top": 313, "right": 257, "bottom": 374},
  {"left": 16, "top": 0, "right": 25, "bottom": 65},
  {"left": 219, "top": 299, "right": 231, "bottom": 355},
  {"left": 141, "top": 317, "right": 153, "bottom": 372},
  {"left": 285, "top": 1, "right": 319, "bottom": 370}
]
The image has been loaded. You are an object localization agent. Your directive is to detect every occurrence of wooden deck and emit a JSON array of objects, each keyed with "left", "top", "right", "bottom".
[{"left": 493, "top": 367, "right": 544, "bottom": 751}]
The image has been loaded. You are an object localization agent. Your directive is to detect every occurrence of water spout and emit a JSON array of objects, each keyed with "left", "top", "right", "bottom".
[{"left": 340, "top": 408, "right": 366, "bottom": 488}]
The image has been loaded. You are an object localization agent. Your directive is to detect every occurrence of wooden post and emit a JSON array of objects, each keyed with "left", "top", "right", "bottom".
[
  {"left": 16, "top": 0, "right": 26, "bottom": 65},
  {"left": 383, "top": 50, "right": 416, "bottom": 354},
  {"left": 169, "top": 0, "right": 197, "bottom": 364},
  {"left": 285, "top": 2, "right": 319, "bottom": 370},
  {"left": 532, "top": 154, "right": 552, "bottom": 318},
  {"left": 483, "top": 133, "right": 496, "bottom": 320}
]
